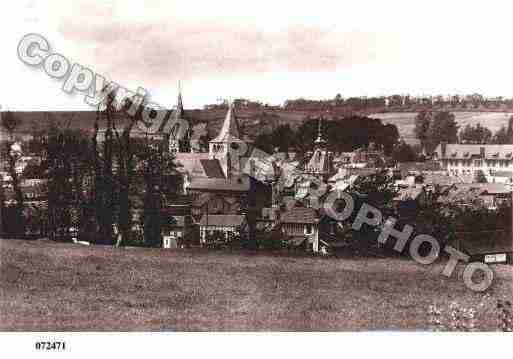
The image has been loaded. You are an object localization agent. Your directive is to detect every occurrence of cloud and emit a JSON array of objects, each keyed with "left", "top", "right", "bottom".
[{"left": 57, "top": 11, "right": 380, "bottom": 86}]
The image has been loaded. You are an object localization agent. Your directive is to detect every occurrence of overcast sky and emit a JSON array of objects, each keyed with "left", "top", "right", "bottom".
[{"left": 1, "top": 0, "right": 513, "bottom": 110}]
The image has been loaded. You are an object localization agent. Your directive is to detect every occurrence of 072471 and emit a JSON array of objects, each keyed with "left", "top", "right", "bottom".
[{"left": 34, "top": 341, "right": 66, "bottom": 350}]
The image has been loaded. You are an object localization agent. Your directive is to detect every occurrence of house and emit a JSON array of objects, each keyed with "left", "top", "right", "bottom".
[
  {"left": 189, "top": 177, "right": 251, "bottom": 220},
  {"left": 198, "top": 214, "right": 248, "bottom": 244},
  {"left": 161, "top": 204, "right": 195, "bottom": 248},
  {"left": 279, "top": 206, "right": 320, "bottom": 252},
  {"left": 449, "top": 183, "right": 511, "bottom": 210},
  {"left": 434, "top": 143, "right": 513, "bottom": 183}
]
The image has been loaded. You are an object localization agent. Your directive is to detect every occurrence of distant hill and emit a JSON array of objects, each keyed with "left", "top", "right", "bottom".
[
  {"left": 3, "top": 109, "right": 512, "bottom": 143},
  {"left": 371, "top": 112, "right": 513, "bottom": 139}
]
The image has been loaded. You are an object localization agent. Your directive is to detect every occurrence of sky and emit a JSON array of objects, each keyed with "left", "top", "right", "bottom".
[{"left": 1, "top": 0, "right": 513, "bottom": 110}]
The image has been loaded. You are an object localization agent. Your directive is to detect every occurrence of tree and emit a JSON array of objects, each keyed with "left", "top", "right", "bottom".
[
  {"left": 351, "top": 169, "right": 398, "bottom": 212},
  {"left": 459, "top": 123, "right": 492, "bottom": 144},
  {"left": 1, "top": 112, "right": 25, "bottom": 237},
  {"left": 45, "top": 125, "right": 93, "bottom": 240},
  {"left": 414, "top": 111, "right": 432, "bottom": 147},
  {"left": 270, "top": 124, "right": 296, "bottom": 152},
  {"left": 425, "top": 111, "right": 459, "bottom": 152},
  {"left": 136, "top": 140, "right": 180, "bottom": 247},
  {"left": 295, "top": 116, "right": 399, "bottom": 155},
  {"left": 335, "top": 170, "right": 398, "bottom": 254},
  {"left": 493, "top": 125, "right": 509, "bottom": 144},
  {"left": 91, "top": 91, "right": 117, "bottom": 245},
  {"left": 392, "top": 141, "right": 417, "bottom": 163},
  {"left": 507, "top": 116, "right": 513, "bottom": 141}
]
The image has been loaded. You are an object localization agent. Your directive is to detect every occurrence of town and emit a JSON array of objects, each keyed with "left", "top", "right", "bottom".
[{"left": 1, "top": 89, "right": 512, "bottom": 267}]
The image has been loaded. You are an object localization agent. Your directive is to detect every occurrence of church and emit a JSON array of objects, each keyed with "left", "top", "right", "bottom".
[{"left": 165, "top": 94, "right": 272, "bottom": 244}]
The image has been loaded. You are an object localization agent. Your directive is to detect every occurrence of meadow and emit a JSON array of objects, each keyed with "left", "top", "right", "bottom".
[
  {"left": 371, "top": 112, "right": 513, "bottom": 140},
  {"left": 1, "top": 239, "right": 512, "bottom": 331}
]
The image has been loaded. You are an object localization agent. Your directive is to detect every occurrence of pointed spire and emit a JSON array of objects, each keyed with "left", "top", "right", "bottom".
[
  {"left": 211, "top": 101, "right": 242, "bottom": 143},
  {"left": 176, "top": 81, "right": 184, "bottom": 117},
  {"left": 314, "top": 117, "right": 326, "bottom": 147}
]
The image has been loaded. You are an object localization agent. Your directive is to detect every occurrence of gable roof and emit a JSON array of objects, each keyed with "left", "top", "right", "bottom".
[{"left": 199, "top": 159, "right": 225, "bottom": 179}]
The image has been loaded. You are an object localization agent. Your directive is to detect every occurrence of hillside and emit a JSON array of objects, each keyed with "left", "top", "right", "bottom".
[
  {"left": 3, "top": 110, "right": 513, "bottom": 144},
  {"left": 372, "top": 112, "right": 513, "bottom": 140},
  {"left": 1, "top": 239, "right": 512, "bottom": 330}
]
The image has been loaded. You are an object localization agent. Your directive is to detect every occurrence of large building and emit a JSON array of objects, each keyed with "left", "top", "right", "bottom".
[{"left": 434, "top": 143, "right": 513, "bottom": 183}]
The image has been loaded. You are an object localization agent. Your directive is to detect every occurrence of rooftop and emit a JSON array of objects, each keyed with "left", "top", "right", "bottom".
[
  {"left": 198, "top": 214, "right": 246, "bottom": 227},
  {"left": 189, "top": 176, "right": 250, "bottom": 192},
  {"left": 280, "top": 206, "right": 318, "bottom": 224}
]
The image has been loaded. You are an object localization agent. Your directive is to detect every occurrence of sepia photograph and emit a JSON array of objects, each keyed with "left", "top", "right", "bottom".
[{"left": 0, "top": 0, "right": 512, "bottom": 357}]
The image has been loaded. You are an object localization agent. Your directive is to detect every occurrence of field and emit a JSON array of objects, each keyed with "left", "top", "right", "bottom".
[
  {"left": 371, "top": 112, "right": 513, "bottom": 140},
  {"left": 1, "top": 239, "right": 512, "bottom": 331}
]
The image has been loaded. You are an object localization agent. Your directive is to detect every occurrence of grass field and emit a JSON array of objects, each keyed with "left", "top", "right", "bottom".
[
  {"left": 371, "top": 112, "right": 513, "bottom": 140},
  {"left": 1, "top": 239, "right": 512, "bottom": 331}
]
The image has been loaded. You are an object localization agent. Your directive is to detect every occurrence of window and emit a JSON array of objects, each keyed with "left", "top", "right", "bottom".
[
  {"left": 305, "top": 224, "right": 313, "bottom": 235},
  {"left": 474, "top": 160, "right": 482, "bottom": 167}
]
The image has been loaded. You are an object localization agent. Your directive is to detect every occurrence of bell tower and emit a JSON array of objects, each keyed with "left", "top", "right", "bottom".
[{"left": 209, "top": 102, "right": 246, "bottom": 178}]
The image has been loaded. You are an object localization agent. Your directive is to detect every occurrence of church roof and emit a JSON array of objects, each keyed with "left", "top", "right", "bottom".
[
  {"left": 175, "top": 152, "right": 210, "bottom": 173},
  {"left": 199, "top": 159, "right": 225, "bottom": 179},
  {"left": 158, "top": 86, "right": 186, "bottom": 134},
  {"left": 210, "top": 103, "right": 244, "bottom": 143}
]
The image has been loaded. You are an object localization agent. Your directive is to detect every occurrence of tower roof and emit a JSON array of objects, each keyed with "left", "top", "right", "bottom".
[
  {"left": 210, "top": 102, "right": 244, "bottom": 143},
  {"left": 158, "top": 83, "right": 186, "bottom": 134},
  {"left": 175, "top": 81, "right": 184, "bottom": 118},
  {"left": 314, "top": 117, "right": 327, "bottom": 147}
]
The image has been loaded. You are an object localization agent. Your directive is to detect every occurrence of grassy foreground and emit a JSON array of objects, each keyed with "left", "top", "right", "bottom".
[{"left": 1, "top": 238, "right": 512, "bottom": 331}]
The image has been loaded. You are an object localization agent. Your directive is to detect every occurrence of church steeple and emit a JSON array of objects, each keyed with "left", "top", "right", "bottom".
[
  {"left": 314, "top": 117, "right": 327, "bottom": 148},
  {"left": 176, "top": 81, "right": 184, "bottom": 117},
  {"left": 209, "top": 101, "right": 246, "bottom": 178},
  {"left": 210, "top": 101, "right": 242, "bottom": 143},
  {"left": 166, "top": 81, "right": 191, "bottom": 154}
]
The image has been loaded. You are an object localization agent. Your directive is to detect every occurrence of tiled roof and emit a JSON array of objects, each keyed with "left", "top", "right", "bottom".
[
  {"left": 175, "top": 153, "right": 210, "bottom": 173},
  {"left": 280, "top": 207, "right": 318, "bottom": 224},
  {"left": 198, "top": 214, "right": 245, "bottom": 227},
  {"left": 435, "top": 144, "right": 513, "bottom": 160},
  {"left": 199, "top": 159, "right": 225, "bottom": 179},
  {"left": 189, "top": 176, "right": 250, "bottom": 192}
]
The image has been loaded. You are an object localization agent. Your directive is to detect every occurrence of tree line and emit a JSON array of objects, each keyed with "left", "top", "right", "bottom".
[
  {"left": 253, "top": 115, "right": 399, "bottom": 155},
  {"left": 414, "top": 111, "right": 513, "bottom": 151},
  {"left": 0, "top": 91, "right": 181, "bottom": 246}
]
